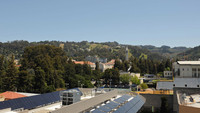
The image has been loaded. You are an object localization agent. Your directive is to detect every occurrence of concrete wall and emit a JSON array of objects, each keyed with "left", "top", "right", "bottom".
[
  {"left": 179, "top": 105, "right": 200, "bottom": 113},
  {"left": 0, "top": 108, "right": 12, "bottom": 113},
  {"left": 141, "top": 94, "right": 173, "bottom": 113}
]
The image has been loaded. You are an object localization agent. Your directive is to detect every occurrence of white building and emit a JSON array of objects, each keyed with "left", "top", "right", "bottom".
[
  {"left": 157, "top": 78, "right": 200, "bottom": 90},
  {"left": 157, "top": 61, "right": 200, "bottom": 90},
  {"left": 164, "top": 71, "right": 173, "bottom": 78},
  {"left": 99, "top": 59, "right": 115, "bottom": 72},
  {"left": 173, "top": 61, "right": 200, "bottom": 78}
]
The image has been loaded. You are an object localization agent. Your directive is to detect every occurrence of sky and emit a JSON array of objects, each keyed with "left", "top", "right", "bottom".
[{"left": 0, "top": 0, "right": 200, "bottom": 47}]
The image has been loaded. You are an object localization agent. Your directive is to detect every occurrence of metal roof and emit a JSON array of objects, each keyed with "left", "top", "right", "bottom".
[
  {"left": 177, "top": 61, "right": 200, "bottom": 65},
  {"left": 0, "top": 88, "right": 81, "bottom": 111},
  {"left": 92, "top": 95, "right": 145, "bottom": 113},
  {"left": 157, "top": 78, "right": 200, "bottom": 90}
]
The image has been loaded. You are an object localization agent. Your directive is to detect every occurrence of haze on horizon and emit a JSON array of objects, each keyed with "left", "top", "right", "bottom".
[{"left": 0, "top": 0, "right": 200, "bottom": 48}]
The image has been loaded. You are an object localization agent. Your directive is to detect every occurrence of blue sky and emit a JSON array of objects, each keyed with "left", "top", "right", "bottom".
[{"left": 0, "top": 0, "right": 200, "bottom": 47}]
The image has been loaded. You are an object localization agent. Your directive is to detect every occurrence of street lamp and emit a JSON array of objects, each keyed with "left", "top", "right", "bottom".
[
  {"left": 109, "top": 79, "right": 112, "bottom": 91},
  {"left": 78, "top": 81, "right": 80, "bottom": 88},
  {"left": 66, "top": 83, "right": 69, "bottom": 89}
]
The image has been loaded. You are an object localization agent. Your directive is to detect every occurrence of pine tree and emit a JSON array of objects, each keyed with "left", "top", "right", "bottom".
[{"left": 4, "top": 55, "right": 18, "bottom": 91}]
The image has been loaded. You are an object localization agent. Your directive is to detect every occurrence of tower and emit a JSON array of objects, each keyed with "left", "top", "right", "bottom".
[
  {"left": 59, "top": 44, "right": 64, "bottom": 50},
  {"left": 125, "top": 47, "right": 129, "bottom": 61}
]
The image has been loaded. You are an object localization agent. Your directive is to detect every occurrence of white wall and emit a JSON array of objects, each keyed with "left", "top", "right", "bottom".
[{"left": 173, "top": 62, "right": 200, "bottom": 78}]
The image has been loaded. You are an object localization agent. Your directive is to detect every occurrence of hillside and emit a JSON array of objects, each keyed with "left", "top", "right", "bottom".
[
  {"left": 177, "top": 46, "right": 200, "bottom": 60},
  {"left": 140, "top": 45, "right": 190, "bottom": 58},
  {"left": 0, "top": 40, "right": 164, "bottom": 61}
]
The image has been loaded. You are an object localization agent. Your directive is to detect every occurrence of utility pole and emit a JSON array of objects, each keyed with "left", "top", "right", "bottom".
[{"left": 109, "top": 79, "right": 112, "bottom": 91}]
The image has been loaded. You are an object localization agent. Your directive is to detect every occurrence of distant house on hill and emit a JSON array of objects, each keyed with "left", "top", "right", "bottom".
[
  {"left": 99, "top": 59, "right": 115, "bottom": 72},
  {"left": 73, "top": 61, "right": 96, "bottom": 70}
]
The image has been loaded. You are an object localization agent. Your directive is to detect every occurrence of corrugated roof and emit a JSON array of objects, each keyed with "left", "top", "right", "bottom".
[
  {"left": 0, "top": 91, "right": 26, "bottom": 100},
  {"left": 177, "top": 61, "right": 200, "bottom": 65},
  {"left": 157, "top": 78, "right": 200, "bottom": 90},
  {"left": 0, "top": 88, "right": 81, "bottom": 111}
]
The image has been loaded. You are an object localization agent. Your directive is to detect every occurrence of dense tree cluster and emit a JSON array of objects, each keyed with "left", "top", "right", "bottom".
[
  {"left": 0, "top": 45, "right": 99, "bottom": 93},
  {"left": 114, "top": 57, "right": 173, "bottom": 75},
  {"left": 0, "top": 42, "right": 175, "bottom": 94},
  {"left": 0, "top": 55, "right": 18, "bottom": 92}
]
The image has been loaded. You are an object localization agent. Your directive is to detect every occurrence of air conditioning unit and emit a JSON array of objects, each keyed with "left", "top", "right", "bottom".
[{"left": 60, "top": 90, "right": 81, "bottom": 106}]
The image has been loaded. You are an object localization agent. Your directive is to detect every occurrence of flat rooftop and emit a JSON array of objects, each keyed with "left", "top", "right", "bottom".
[
  {"left": 179, "top": 93, "right": 200, "bottom": 108},
  {"left": 177, "top": 61, "right": 200, "bottom": 65}
]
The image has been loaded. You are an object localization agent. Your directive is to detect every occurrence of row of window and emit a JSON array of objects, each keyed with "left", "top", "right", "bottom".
[
  {"left": 165, "top": 73, "right": 172, "bottom": 75},
  {"left": 182, "top": 68, "right": 200, "bottom": 71}
]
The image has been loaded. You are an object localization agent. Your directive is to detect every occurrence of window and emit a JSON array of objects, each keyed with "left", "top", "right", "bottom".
[
  {"left": 173, "top": 84, "right": 175, "bottom": 87},
  {"left": 192, "top": 68, "right": 197, "bottom": 77},
  {"left": 198, "top": 68, "right": 200, "bottom": 77},
  {"left": 183, "top": 68, "right": 184, "bottom": 71},
  {"left": 197, "top": 85, "right": 199, "bottom": 87},
  {"left": 185, "top": 84, "right": 187, "bottom": 87},
  {"left": 178, "top": 69, "right": 180, "bottom": 76}
]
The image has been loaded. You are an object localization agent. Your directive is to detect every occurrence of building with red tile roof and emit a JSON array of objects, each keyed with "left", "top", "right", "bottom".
[
  {"left": 73, "top": 61, "right": 96, "bottom": 70},
  {"left": 0, "top": 91, "right": 26, "bottom": 101}
]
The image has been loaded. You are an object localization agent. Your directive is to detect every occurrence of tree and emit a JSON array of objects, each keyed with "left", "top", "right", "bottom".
[
  {"left": 95, "top": 62, "right": 100, "bottom": 70},
  {"left": 4, "top": 55, "right": 18, "bottom": 91},
  {"left": 131, "top": 76, "right": 140, "bottom": 85},
  {"left": 103, "top": 68, "right": 120, "bottom": 86},
  {"left": 114, "top": 59, "right": 122, "bottom": 70},
  {"left": 120, "top": 74, "right": 131, "bottom": 85},
  {"left": 160, "top": 96, "right": 169, "bottom": 113},
  {"left": 34, "top": 67, "right": 47, "bottom": 93},
  {"left": 140, "top": 83, "right": 148, "bottom": 89}
]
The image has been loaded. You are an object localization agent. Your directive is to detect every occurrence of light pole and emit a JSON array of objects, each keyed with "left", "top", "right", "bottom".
[
  {"left": 66, "top": 83, "right": 69, "bottom": 89},
  {"left": 78, "top": 81, "right": 80, "bottom": 88},
  {"left": 109, "top": 79, "right": 112, "bottom": 91},
  {"left": 81, "top": 84, "right": 84, "bottom": 88}
]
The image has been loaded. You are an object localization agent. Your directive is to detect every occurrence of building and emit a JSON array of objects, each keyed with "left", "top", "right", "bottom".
[
  {"left": 52, "top": 90, "right": 145, "bottom": 113},
  {"left": 157, "top": 61, "right": 200, "bottom": 90},
  {"left": 144, "top": 74, "right": 156, "bottom": 78},
  {"left": 164, "top": 71, "right": 173, "bottom": 78},
  {"left": 174, "top": 87, "right": 200, "bottom": 113},
  {"left": 59, "top": 44, "right": 64, "bottom": 50},
  {"left": 99, "top": 59, "right": 115, "bottom": 72},
  {"left": 157, "top": 78, "right": 200, "bottom": 90},
  {"left": 120, "top": 71, "right": 140, "bottom": 78},
  {"left": 173, "top": 61, "right": 200, "bottom": 78},
  {"left": 74, "top": 61, "right": 96, "bottom": 70},
  {"left": 125, "top": 47, "right": 129, "bottom": 61},
  {"left": 0, "top": 91, "right": 26, "bottom": 101}
]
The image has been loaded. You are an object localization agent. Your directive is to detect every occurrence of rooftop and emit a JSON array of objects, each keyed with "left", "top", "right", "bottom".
[
  {"left": 0, "top": 91, "right": 26, "bottom": 100},
  {"left": 178, "top": 93, "right": 200, "bottom": 108},
  {"left": 157, "top": 78, "right": 200, "bottom": 90},
  {"left": 74, "top": 61, "right": 95, "bottom": 65},
  {"left": 177, "top": 61, "right": 200, "bottom": 65}
]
